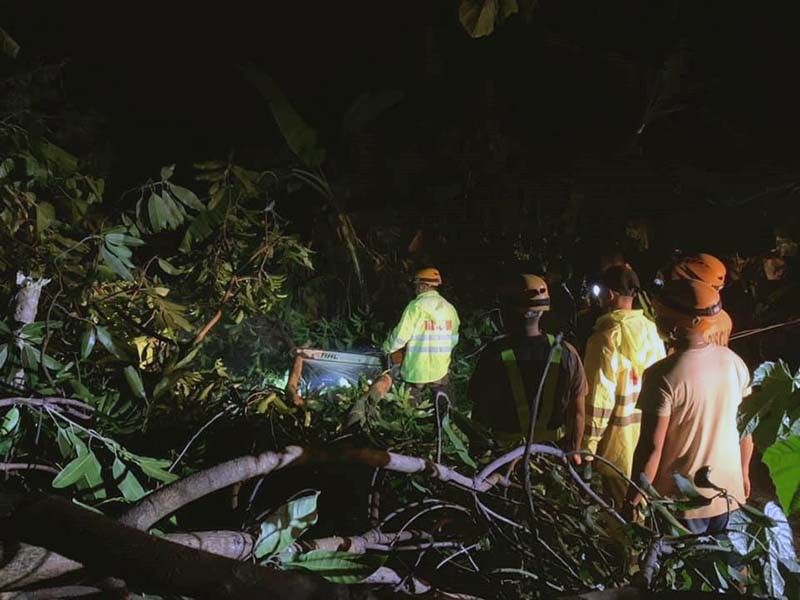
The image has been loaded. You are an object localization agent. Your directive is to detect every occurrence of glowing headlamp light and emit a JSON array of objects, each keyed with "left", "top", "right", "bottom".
[{"left": 591, "top": 284, "right": 601, "bottom": 298}]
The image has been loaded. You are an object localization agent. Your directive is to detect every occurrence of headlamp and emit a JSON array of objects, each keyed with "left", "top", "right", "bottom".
[{"left": 591, "top": 284, "right": 602, "bottom": 298}]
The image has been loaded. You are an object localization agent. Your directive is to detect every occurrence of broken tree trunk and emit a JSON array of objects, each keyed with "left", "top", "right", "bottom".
[
  {"left": 0, "top": 493, "right": 362, "bottom": 600},
  {"left": 11, "top": 273, "right": 50, "bottom": 387}
]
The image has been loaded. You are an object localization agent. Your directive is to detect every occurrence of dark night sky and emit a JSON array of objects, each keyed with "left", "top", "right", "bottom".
[{"left": 3, "top": 1, "right": 800, "bottom": 230}]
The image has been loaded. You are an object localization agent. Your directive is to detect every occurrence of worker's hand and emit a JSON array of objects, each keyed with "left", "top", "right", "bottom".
[
  {"left": 743, "top": 472, "right": 751, "bottom": 500},
  {"left": 622, "top": 493, "right": 644, "bottom": 522},
  {"left": 569, "top": 453, "right": 583, "bottom": 467}
]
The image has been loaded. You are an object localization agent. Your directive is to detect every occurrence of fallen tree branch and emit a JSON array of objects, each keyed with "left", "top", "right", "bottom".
[
  {"left": 0, "top": 493, "right": 361, "bottom": 600},
  {"left": 3, "top": 444, "right": 618, "bottom": 591},
  {"left": 0, "top": 464, "right": 58, "bottom": 475},
  {"left": 0, "top": 398, "right": 93, "bottom": 420}
]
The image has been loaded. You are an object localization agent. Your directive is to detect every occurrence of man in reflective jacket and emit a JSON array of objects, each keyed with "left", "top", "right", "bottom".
[
  {"left": 581, "top": 265, "right": 666, "bottom": 506},
  {"left": 383, "top": 267, "right": 460, "bottom": 401},
  {"left": 470, "top": 274, "right": 588, "bottom": 452}
]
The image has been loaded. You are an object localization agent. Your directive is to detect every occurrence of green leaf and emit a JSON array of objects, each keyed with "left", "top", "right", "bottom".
[
  {"left": 283, "top": 550, "right": 385, "bottom": 584},
  {"left": 1, "top": 407, "right": 20, "bottom": 437},
  {"left": 113, "top": 458, "right": 147, "bottom": 502},
  {"left": 105, "top": 232, "right": 144, "bottom": 247},
  {"left": 239, "top": 66, "right": 326, "bottom": 168},
  {"left": 34, "top": 139, "right": 78, "bottom": 174},
  {"left": 52, "top": 451, "right": 96, "bottom": 489},
  {"left": 0, "top": 157, "right": 13, "bottom": 179},
  {"left": 254, "top": 492, "right": 320, "bottom": 560},
  {"left": 459, "top": 0, "right": 500, "bottom": 38},
  {"left": 81, "top": 326, "right": 96, "bottom": 359},
  {"left": 153, "top": 375, "right": 175, "bottom": 400},
  {"left": 341, "top": 90, "right": 404, "bottom": 136},
  {"left": 137, "top": 456, "right": 178, "bottom": 483},
  {"left": 739, "top": 360, "right": 799, "bottom": 448},
  {"left": 123, "top": 366, "right": 147, "bottom": 400},
  {"left": 21, "top": 344, "right": 39, "bottom": 370},
  {"left": 168, "top": 183, "right": 204, "bottom": 211},
  {"left": 157, "top": 257, "right": 187, "bottom": 275},
  {"left": 36, "top": 201, "right": 56, "bottom": 235},
  {"left": 763, "top": 435, "right": 800, "bottom": 517},
  {"left": 172, "top": 347, "right": 200, "bottom": 371},
  {"left": 0, "top": 343, "right": 7, "bottom": 369},
  {"left": 160, "top": 164, "right": 175, "bottom": 180},
  {"left": 82, "top": 451, "right": 106, "bottom": 499},
  {"left": 95, "top": 325, "right": 129, "bottom": 361},
  {"left": 442, "top": 414, "right": 476, "bottom": 468},
  {"left": 101, "top": 244, "right": 133, "bottom": 280},
  {"left": 179, "top": 206, "right": 224, "bottom": 252},
  {"left": 0, "top": 26, "right": 20, "bottom": 59},
  {"left": 148, "top": 192, "right": 169, "bottom": 233},
  {"left": 0, "top": 320, "right": 10, "bottom": 335}
]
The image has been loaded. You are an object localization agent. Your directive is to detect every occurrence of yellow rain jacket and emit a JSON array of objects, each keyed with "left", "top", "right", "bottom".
[
  {"left": 383, "top": 290, "right": 460, "bottom": 384},
  {"left": 582, "top": 309, "right": 665, "bottom": 504}
]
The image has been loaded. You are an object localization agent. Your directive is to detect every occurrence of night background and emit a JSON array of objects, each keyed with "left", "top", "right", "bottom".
[
  {"left": 1, "top": 2, "right": 800, "bottom": 598},
  {"left": 6, "top": 1, "right": 800, "bottom": 256}
]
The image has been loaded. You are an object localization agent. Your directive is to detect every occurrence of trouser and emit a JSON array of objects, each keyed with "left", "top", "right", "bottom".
[
  {"left": 681, "top": 510, "right": 738, "bottom": 536},
  {"left": 407, "top": 375, "right": 450, "bottom": 407}
]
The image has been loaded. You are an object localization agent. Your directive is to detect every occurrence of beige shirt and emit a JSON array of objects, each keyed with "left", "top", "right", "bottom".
[{"left": 639, "top": 344, "right": 750, "bottom": 519}]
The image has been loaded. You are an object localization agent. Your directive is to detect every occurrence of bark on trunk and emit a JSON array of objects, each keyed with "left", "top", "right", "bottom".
[
  {"left": 12, "top": 273, "right": 50, "bottom": 387},
  {"left": 0, "top": 494, "right": 362, "bottom": 600}
]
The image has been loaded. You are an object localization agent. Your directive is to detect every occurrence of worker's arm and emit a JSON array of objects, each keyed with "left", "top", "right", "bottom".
[
  {"left": 564, "top": 343, "right": 588, "bottom": 465},
  {"left": 740, "top": 433, "right": 754, "bottom": 499},
  {"left": 382, "top": 302, "right": 419, "bottom": 353},
  {"left": 626, "top": 370, "right": 671, "bottom": 512},
  {"left": 627, "top": 411, "right": 670, "bottom": 511},
  {"left": 580, "top": 334, "right": 616, "bottom": 457}
]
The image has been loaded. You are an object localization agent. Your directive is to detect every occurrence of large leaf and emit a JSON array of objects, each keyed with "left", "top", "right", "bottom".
[
  {"left": 52, "top": 451, "right": 97, "bottom": 489},
  {"left": 739, "top": 360, "right": 800, "bottom": 449},
  {"left": 36, "top": 201, "right": 56, "bottom": 235},
  {"left": 283, "top": 550, "right": 385, "bottom": 584},
  {"left": 458, "top": 0, "right": 512, "bottom": 38},
  {"left": 80, "top": 326, "right": 96, "bottom": 359},
  {"left": 0, "top": 26, "right": 20, "bottom": 58},
  {"left": 135, "top": 456, "right": 178, "bottom": 483},
  {"left": 0, "top": 343, "right": 7, "bottom": 369},
  {"left": 34, "top": 140, "right": 78, "bottom": 174},
  {"left": 179, "top": 205, "right": 224, "bottom": 252},
  {"left": 167, "top": 183, "right": 204, "bottom": 211},
  {"left": 240, "top": 65, "right": 326, "bottom": 168},
  {"left": 254, "top": 492, "right": 320, "bottom": 560},
  {"left": 113, "top": 458, "right": 147, "bottom": 502},
  {"left": 763, "top": 435, "right": 800, "bottom": 517},
  {"left": 762, "top": 502, "right": 800, "bottom": 598},
  {"left": 442, "top": 414, "right": 476, "bottom": 468},
  {"left": 341, "top": 90, "right": 404, "bottom": 136},
  {"left": 95, "top": 325, "right": 130, "bottom": 361},
  {"left": 123, "top": 366, "right": 147, "bottom": 400},
  {"left": 101, "top": 244, "right": 133, "bottom": 280}
]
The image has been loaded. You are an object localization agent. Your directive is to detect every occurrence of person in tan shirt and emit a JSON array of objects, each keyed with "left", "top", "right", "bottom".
[{"left": 627, "top": 279, "right": 754, "bottom": 534}]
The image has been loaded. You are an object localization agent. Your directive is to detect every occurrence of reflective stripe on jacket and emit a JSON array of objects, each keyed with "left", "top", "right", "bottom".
[
  {"left": 582, "top": 310, "right": 665, "bottom": 501},
  {"left": 382, "top": 290, "right": 460, "bottom": 384},
  {"left": 496, "top": 334, "right": 563, "bottom": 445}
]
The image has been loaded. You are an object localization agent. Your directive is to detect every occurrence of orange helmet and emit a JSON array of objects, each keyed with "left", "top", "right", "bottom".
[
  {"left": 414, "top": 267, "right": 442, "bottom": 287},
  {"left": 654, "top": 279, "right": 721, "bottom": 333},
  {"left": 500, "top": 274, "right": 550, "bottom": 313},
  {"left": 670, "top": 253, "right": 726, "bottom": 290}
]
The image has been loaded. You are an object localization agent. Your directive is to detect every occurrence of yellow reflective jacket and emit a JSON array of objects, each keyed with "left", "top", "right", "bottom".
[
  {"left": 383, "top": 291, "right": 460, "bottom": 384},
  {"left": 582, "top": 310, "right": 665, "bottom": 502}
]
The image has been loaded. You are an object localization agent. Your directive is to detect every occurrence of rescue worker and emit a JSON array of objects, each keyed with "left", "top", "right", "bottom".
[
  {"left": 382, "top": 267, "right": 460, "bottom": 402},
  {"left": 627, "top": 279, "right": 753, "bottom": 534},
  {"left": 669, "top": 253, "right": 733, "bottom": 346},
  {"left": 581, "top": 265, "right": 666, "bottom": 506},
  {"left": 469, "top": 274, "right": 588, "bottom": 452}
]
